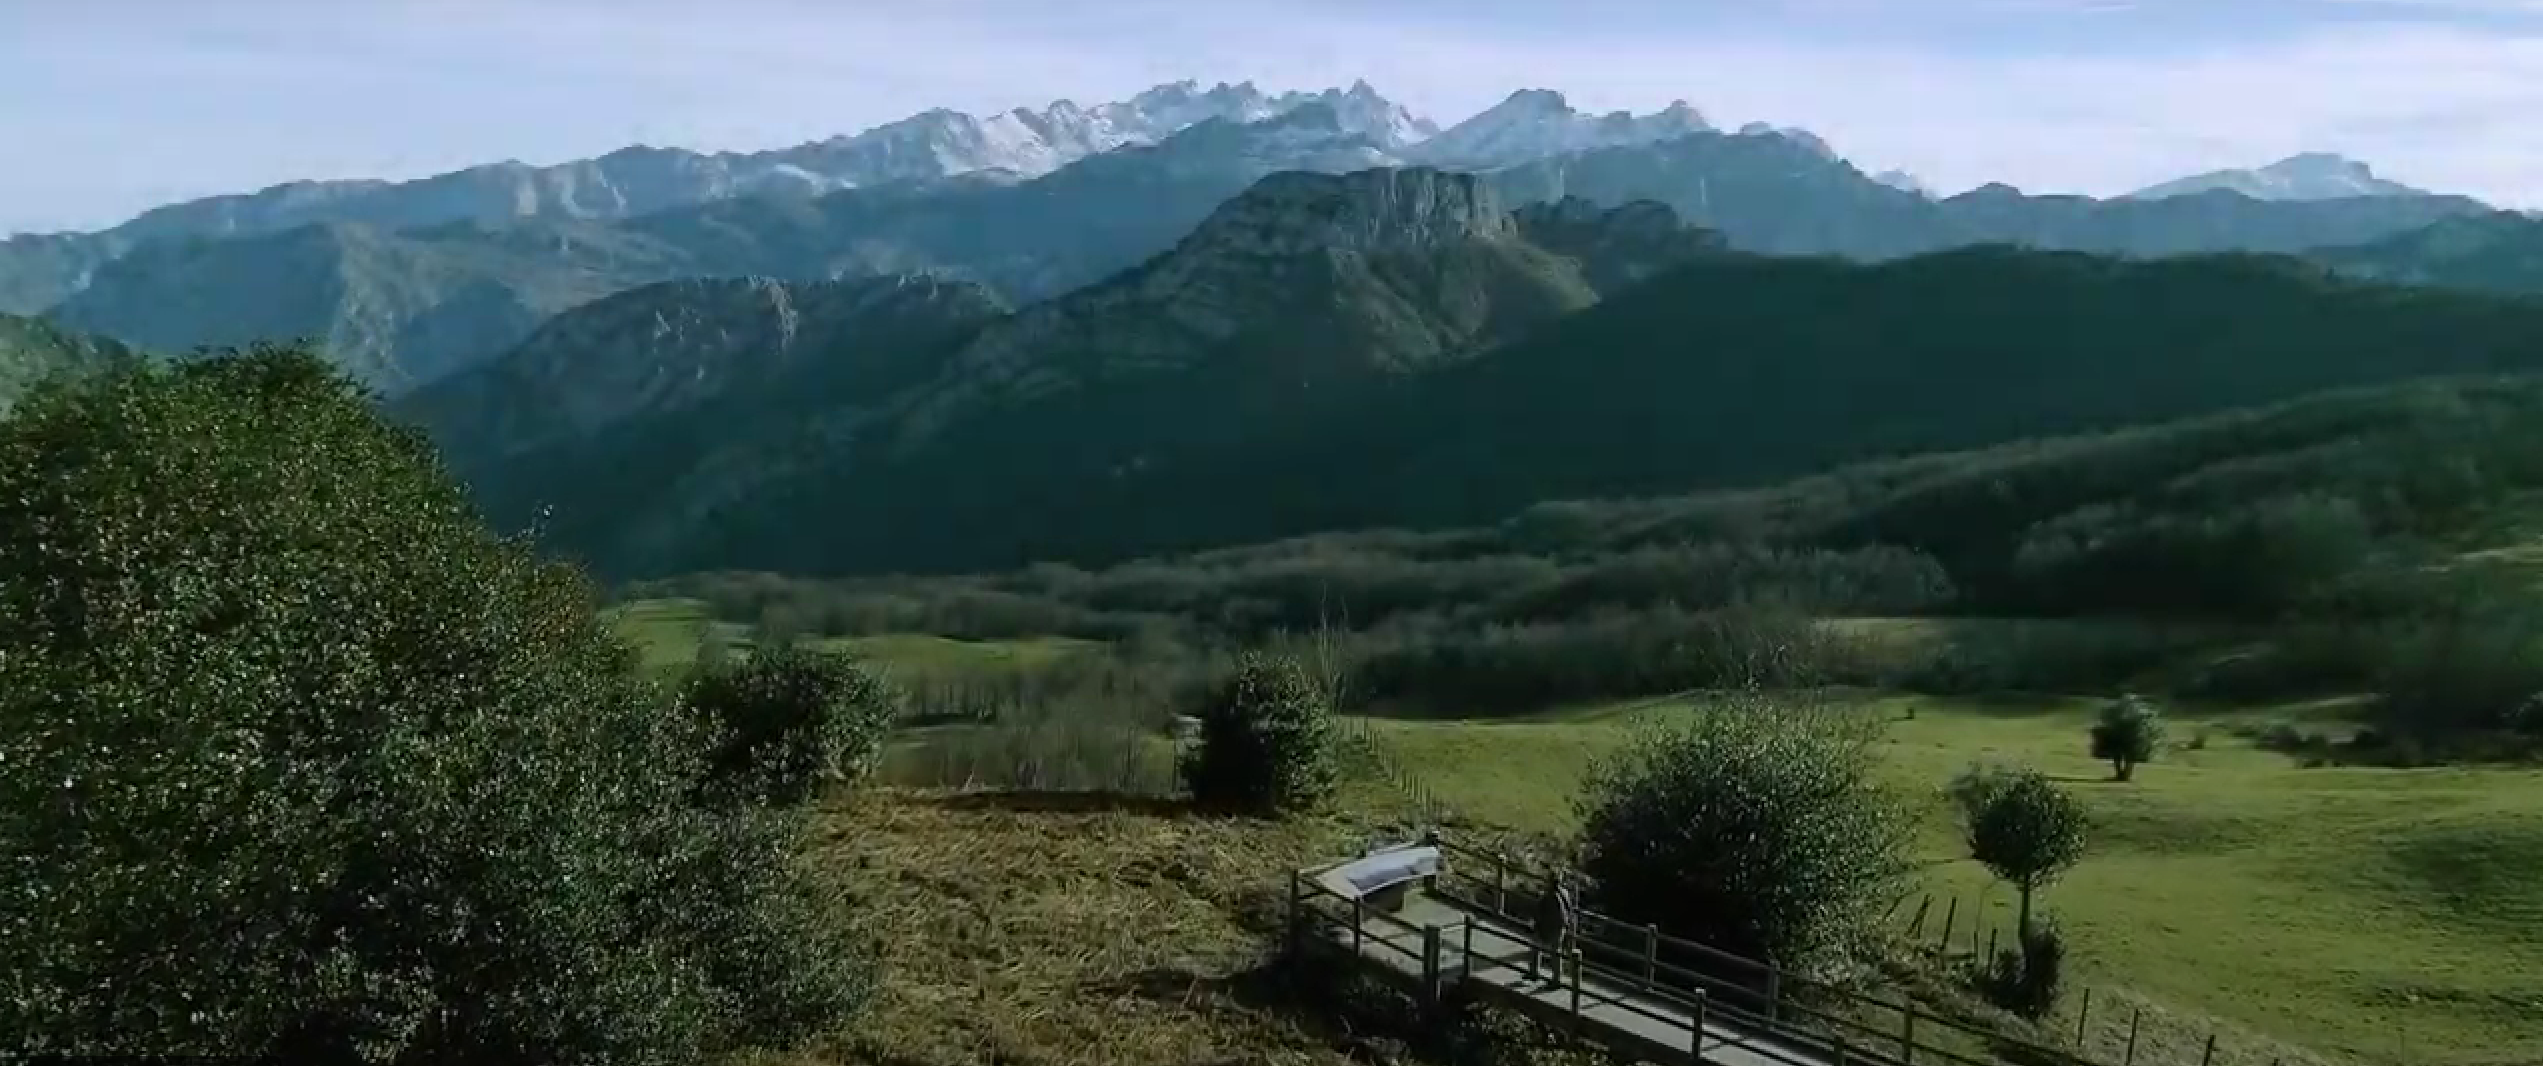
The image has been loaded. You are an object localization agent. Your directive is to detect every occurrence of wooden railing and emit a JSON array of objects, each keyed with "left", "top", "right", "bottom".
[{"left": 1422, "top": 833, "right": 2121, "bottom": 1066}]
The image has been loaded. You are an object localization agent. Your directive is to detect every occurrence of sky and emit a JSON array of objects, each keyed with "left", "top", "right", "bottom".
[{"left": 4, "top": 0, "right": 2542, "bottom": 235}]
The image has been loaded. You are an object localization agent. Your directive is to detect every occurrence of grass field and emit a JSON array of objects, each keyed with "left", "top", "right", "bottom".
[
  {"left": 1352, "top": 695, "right": 2543, "bottom": 1066},
  {"left": 609, "top": 601, "right": 2540, "bottom": 1064}
]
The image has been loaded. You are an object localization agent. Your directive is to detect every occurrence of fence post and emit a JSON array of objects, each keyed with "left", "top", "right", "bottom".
[
  {"left": 1986, "top": 926, "right": 1999, "bottom": 961},
  {"left": 1352, "top": 896, "right": 1365, "bottom": 955},
  {"left": 2124, "top": 1008, "right": 2142, "bottom": 1066},
  {"left": 1495, "top": 855, "right": 1509, "bottom": 914},
  {"left": 1286, "top": 870, "right": 1303, "bottom": 958},
  {"left": 1643, "top": 923, "right": 1659, "bottom": 988},
  {"left": 1939, "top": 897, "right": 1959, "bottom": 952},
  {"left": 2199, "top": 1033, "right": 2217, "bottom": 1066},
  {"left": 1693, "top": 993, "right": 1708, "bottom": 1057},
  {"left": 1463, "top": 914, "right": 1477, "bottom": 975},
  {"left": 2077, "top": 986, "right": 2094, "bottom": 1046},
  {"left": 1422, "top": 925, "right": 1443, "bottom": 1008},
  {"left": 1901, "top": 1008, "right": 1918, "bottom": 1065},
  {"left": 1909, "top": 895, "right": 1933, "bottom": 938},
  {"left": 1766, "top": 965, "right": 1783, "bottom": 1026}
]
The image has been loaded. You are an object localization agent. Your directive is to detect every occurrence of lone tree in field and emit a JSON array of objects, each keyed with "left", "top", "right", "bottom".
[
  {"left": 2090, "top": 695, "right": 2167, "bottom": 781},
  {"left": 0, "top": 345, "right": 866, "bottom": 1063},
  {"left": 1182, "top": 651, "right": 1337, "bottom": 815},
  {"left": 684, "top": 645, "right": 899, "bottom": 807},
  {"left": 1575, "top": 694, "right": 1916, "bottom": 968},
  {"left": 1949, "top": 764, "right": 2090, "bottom": 942}
]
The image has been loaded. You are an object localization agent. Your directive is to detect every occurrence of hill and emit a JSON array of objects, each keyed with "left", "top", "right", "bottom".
[
  {"left": 399, "top": 273, "right": 1013, "bottom": 554},
  {"left": 564, "top": 237, "right": 2543, "bottom": 580},
  {"left": 2311, "top": 211, "right": 2543, "bottom": 295}
]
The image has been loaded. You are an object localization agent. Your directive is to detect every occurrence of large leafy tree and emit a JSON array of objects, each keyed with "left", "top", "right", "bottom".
[
  {"left": 0, "top": 344, "right": 865, "bottom": 1063},
  {"left": 1575, "top": 694, "right": 1916, "bottom": 969}
]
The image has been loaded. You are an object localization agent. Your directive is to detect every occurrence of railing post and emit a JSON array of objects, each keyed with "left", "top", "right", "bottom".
[
  {"left": 1494, "top": 854, "right": 1509, "bottom": 914},
  {"left": 1766, "top": 965, "right": 1783, "bottom": 1026},
  {"left": 1422, "top": 925, "right": 1443, "bottom": 1008},
  {"left": 1569, "top": 951, "right": 1584, "bottom": 1043},
  {"left": 1902, "top": 1007, "right": 1918, "bottom": 1065},
  {"left": 1352, "top": 895, "right": 1365, "bottom": 955},
  {"left": 1462, "top": 914, "right": 1477, "bottom": 975},
  {"left": 1692, "top": 991, "right": 1708, "bottom": 1058},
  {"left": 1642, "top": 923, "right": 1659, "bottom": 988}
]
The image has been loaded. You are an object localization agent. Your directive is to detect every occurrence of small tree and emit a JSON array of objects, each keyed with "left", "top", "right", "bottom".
[
  {"left": 2090, "top": 695, "right": 2166, "bottom": 781},
  {"left": 1950, "top": 764, "right": 2089, "bottom": 940},
  {"left": 1575, "top": 693, "right": 1916, "bottom": 968},
  {"left": 0, "top": 345, "right": 865, "bottom": 1061},
  {"left": 1181, "top": 652, "right": 1336, "bottom": 815},
  {"left": 685, "top": 646, "right": 899, "bottom": 806}
]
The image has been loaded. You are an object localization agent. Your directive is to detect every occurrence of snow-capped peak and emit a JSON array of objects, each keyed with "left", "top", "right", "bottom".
[
  {"left": 1409, "top": 90, "right": 1713, "bottom": 168},
  {"left": 2125, "top": 151, "right": 2431, "bottom": 202}
]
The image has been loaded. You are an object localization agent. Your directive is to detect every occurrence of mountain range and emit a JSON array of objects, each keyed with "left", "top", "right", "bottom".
[
  {"left": 13, "top": 75, "right": 2543, "bottom": 583},
  {"left": 14, "top": 84, "right": 2505, "bottom": 400},
  {"left": 377, "top": 165, "right": 2543, "bottom": 579}
]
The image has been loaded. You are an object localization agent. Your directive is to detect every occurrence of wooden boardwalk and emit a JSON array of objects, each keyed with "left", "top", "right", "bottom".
[{"left": 1287, "top": 834, "right": 2107, "bottom": 1066}]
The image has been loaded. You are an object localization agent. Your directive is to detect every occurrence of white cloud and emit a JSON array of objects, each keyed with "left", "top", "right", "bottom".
[{"left": 2, "top": 0, "right": 2540, "bottom": 233}]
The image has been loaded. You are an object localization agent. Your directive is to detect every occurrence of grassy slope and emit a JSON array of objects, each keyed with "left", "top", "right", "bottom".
[{"left": 1355, "top": 696, "right": 2543, "bottom": 1065}]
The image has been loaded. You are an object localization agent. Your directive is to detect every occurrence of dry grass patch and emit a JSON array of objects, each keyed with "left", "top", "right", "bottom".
[{"left": 770, "top": 788, "right": 1424, "bottom": 1066}]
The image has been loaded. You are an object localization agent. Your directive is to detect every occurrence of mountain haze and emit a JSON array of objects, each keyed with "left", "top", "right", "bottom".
[{"left": 2129, "top": 153, "right": 2432, "bottom": 202}]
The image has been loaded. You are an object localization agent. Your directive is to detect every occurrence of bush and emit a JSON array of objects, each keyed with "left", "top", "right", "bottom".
[
  {"left": 1574, "top": 693, "right": 1915, "bottom": 969},
  {"left": 0, "top": 346, "right": 865, "bottom": 1062},
  {"left": 1982, "top": 921, "right": 2069, "bottom": 1020},
  {"left": 685, "top": 646, "right": 899, "bottom": 806},
  {"left": 1181, "top": 652, "right": 1337, "bottom": 815},
  {"left": 2089, "top": 695, "right": 2167, "bottom": 781}
]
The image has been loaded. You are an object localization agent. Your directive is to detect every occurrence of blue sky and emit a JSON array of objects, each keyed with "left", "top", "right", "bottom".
[{"left": 5, "top": 0, "right": 2541, "bottom": 234}]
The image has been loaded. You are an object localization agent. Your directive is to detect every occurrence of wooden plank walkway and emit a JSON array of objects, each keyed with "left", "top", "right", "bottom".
[
  {"left": 1287, "top": 833, "right": 2110, "bottom": 1066},
  {"left": 1301, "top": 887, "right": 1826, "bottom": 1066},
  {"left": 1314, "top": 891, "right": 1815, "bottom": 1066}
]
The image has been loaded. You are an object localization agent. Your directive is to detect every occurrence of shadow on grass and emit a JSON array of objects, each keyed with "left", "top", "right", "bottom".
[{"left": 927, "top": 789, "right": 1196, "bottom": 818}]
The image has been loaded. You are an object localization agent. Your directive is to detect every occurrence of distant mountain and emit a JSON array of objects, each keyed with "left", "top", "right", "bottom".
[
  {"left": 0, "top": 313, "right": 143, "bottom": 410},
  {"left": 1406, "top": 90, "right": 1711, "bottom": 169},
  {"left": 2128, "top": 153, "right": 2431, "bottom": 202},
  {"left": 49, "top": 104, "right": 1422, "bottom": 397},
  {"left": 47, "top": 221, "right": 694, "bottom": 395},
  {"left": 450, "top": 168, "right": 1724, "bottom": 575},
  {"left": 0, "top": 79, "right": 1430, "bottom": 315},
  {"left": 2311, "top": 211, "right": 2543, "bottom": 295},
  {"left": 1492, "top": 134, "right": 2490, "bottom": 260},
  {"left": 0, "top": 232, "right": 128, "bottom": 316},
  {"left": 1872, "top": 170, "right": 1933, "bottom": 198}
]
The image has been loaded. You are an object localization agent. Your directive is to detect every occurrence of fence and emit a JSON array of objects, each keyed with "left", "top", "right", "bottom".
[{"left": 1895, "top": 894, "right": 2331, "bottom": 1066}]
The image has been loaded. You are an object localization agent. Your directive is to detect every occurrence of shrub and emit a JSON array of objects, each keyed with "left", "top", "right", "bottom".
[
  {"left": 685, "top": 646, "right": 899, "bottom": 806},
  {"left": 0, "top": 346, "right": 866, "bottom": 1062},
  {"left": 1982, "top": 921, "right": 2070, "bottom": 1020},
  {"left": 2089, "top": 695, "right": 2167, "bottom": 781},
  {"left": 1181, "top": 652, "right": 1337, "bottom": 815},
  {"left": 1574, "top": 693, "right": 1915, "bottom": 969}
]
